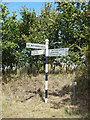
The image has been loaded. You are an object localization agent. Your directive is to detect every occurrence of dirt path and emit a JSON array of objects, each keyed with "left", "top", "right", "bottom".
[{"left": 2, "top": 73, "right": 88, "bottom": 118}]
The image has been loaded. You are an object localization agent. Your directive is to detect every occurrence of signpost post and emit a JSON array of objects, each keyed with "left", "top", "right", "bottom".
[
  {"left": 26, "top": 39, "right": 69, "bottom": 103},
  {"left": 45, "top": 39, "right": 49, "bottom": 103}
]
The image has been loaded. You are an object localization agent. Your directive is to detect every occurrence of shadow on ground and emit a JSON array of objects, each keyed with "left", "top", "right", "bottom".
[
  {"left": 2, "top": 69, "right": 89, "bottom": 118},
  {"left": 50, "top": 83, "right": 88, "bottom": 118},
  {"left": 24, "top": 88, "right": 45, "bottom": 102}
]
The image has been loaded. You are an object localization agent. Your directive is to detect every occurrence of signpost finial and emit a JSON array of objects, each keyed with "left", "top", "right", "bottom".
[{"left": 45, "top": 39, "right": 49, "bottom": 42}]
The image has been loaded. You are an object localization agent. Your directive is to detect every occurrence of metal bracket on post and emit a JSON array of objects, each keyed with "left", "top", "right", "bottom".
[{"left": 45, "top": 39, "right": 49, "bottom": 103}]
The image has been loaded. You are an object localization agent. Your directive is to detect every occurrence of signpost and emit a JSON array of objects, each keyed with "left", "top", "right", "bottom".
[
  {"left": 26, "top": 39, "right": 69, "bottom": 103},
  {"left": 45, "top": 39, "right": 49, "bottom": 103},
  {"left": 26, "top": 43, "right": 45, "bottom": 49},
  {"left": 31, "top": 48, "right": 69, "bottom": 56},
  {"left": 31, "top": 50, "right": 45, "bottom": 56},
  {"left": 48, "top": 48, "right": 69, "bottom": 56}
]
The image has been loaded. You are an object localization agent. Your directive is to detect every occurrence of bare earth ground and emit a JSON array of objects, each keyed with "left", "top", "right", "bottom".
[{"left": 2, "top": 73, "right": 88, "bottom": 118}]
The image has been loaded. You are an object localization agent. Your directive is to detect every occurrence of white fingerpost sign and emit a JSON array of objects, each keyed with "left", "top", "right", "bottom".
[
  {"left": 31, "top": 50, "right": 45, "bottom": 56},
  {"left": 26, "top": 40, "right": 69, "bottom": 103},
  {"left": 26, "top": 43, "right": 45, "bottom": 49},
  {"left": 48, "top": 48, "right": 69, "bottom": 56}
]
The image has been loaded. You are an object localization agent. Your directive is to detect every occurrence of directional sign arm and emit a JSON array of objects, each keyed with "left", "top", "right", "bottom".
[
  {"left": 26, "top": 43, "right": 45, "bottom": 49},
  {"left": 31, "top": 50, "right": 45, "bottom": 55},
  {"left": 48, "top": 48, "right": 69, "bottom": 56}
]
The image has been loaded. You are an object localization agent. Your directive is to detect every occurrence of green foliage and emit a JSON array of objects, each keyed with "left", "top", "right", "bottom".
[
  {"left": 1, "top": 4, "right": 18, "bottom": 66},
  {"left": 56, "top": 2, "right": 89, "bottom": 66},
  {"left": 1, "top": 2, "right": 89, "bottom": 69},
  {"left": 74, "top": 65, "right": 88, "bottom": 93}
]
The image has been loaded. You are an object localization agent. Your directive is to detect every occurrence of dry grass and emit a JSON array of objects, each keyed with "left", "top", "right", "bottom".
[{"left": 2, "top": 73, "right": 88, "bottom": 118}]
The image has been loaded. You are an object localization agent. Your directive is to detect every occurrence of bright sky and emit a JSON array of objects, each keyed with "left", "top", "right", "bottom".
[
  {"left": 2, "top": 2, "right": 57, "bottom": 20},
  {"left": 2, "top": 1, "right": 88, "bottom": 20},
  {"left": 2, "top": 0, "right": 55, "bottom": 1}
]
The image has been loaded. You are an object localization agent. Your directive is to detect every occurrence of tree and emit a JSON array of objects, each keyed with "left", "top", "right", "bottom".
[
  {"left": 1, "top": 3, "right": 19, "bottom": 67},
  {"left": 55, "top": 2, "right": 89, "bottom": 66}
]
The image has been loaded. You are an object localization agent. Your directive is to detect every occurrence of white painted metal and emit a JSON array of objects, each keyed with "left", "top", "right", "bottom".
[
  {"left": 46, "top": 64, "right": 48, "bottom": 73},
  {"left": 45, "top": 39, "right": 49, "bottom": 56},
  {"left": 45, "top": 98, "right": 47, "bottom": 103},
  {"left": 45, "top": 81, "right": 48, "bottom": 90},
  {"left": 48, "top": 48, "right": 69, "bottom": 56},
  {"left": 45, "top": 39, "right": 49, "bottom": 104},
  {"left": 49, "top": 48, "right": 69, "bottom": 52},
  {"left": 31, "top": 50, "right": 45, "bottom": 55},
  {"left": 31, "top": 48, "right": 69, "bottom": 56},
  {"left": 26, "top": 43, "right": 45, "bottom": 49}
]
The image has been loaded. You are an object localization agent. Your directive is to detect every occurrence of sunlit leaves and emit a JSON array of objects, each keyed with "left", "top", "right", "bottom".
[{"left": 2, "top": 2, "right": 89, "bottom": 67}]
